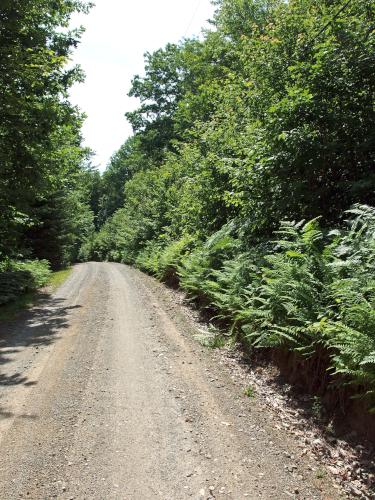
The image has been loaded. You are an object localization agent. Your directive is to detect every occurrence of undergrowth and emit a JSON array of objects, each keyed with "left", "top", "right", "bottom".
[
  {"left": 0, "top": 259, "right": 51, "bottom": 306},
  {"left": 85, "top": 204, "right": 375, "bottom": 413},
  {"left": 0, "top": 262, "right": 72, "bottom": 321},
  {"left": 153, "top": 206, "right": 375, "bottom": 412}
]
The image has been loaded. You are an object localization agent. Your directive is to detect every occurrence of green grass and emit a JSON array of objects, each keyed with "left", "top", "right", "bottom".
[
  {"left": 47, "top": 267, "right": 73, "bottom": 292},
  {"left": 0, "top": 267, "right": 73, "bottom": 322}
]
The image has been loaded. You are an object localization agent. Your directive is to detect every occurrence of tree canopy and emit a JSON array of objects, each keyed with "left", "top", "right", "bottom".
[{"left": 0, "top": 0, "right": 97, "bottom": 267}]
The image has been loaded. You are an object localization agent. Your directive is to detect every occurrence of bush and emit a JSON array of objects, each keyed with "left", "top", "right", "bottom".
[
  {"left": 156, "top": 235, "right": 195, "bottom": 282},
  {"left": 177, "top": 206, "right": 375, "bottom": 410},
  {"left": 0, "top": 259, "right": 51, "bottom": 305},
  {"left": 241, "top": 218, "right": 329, "bottom": 353},
  {"left": 135, "top": 240, "right": 164, "bottom": 275},
  {"left": 178, "top": 223, "right": 240, "bottom": 303},
  {"left": 136, "top": 235, "right": 195, "bottom": 286}
]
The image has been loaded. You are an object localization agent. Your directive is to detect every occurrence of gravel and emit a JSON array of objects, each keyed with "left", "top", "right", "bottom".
[{"left": 0, "top": 262, "right": 341, "bottom": 499}]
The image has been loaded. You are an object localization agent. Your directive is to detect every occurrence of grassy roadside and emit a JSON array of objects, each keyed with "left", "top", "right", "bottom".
[
  {"left": 0, "top": 267, "right": 73, "bottom": 322},
  {"left": 47, "top": 267, "right": 73, "bottom": 292}
]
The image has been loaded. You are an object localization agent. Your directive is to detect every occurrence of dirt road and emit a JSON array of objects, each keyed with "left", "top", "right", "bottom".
[{"left": 0, "top": 262, "right": 339, "bottom": 499}]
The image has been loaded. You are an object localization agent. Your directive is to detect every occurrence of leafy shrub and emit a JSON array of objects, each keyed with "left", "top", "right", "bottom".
[
  {"left": 241, "top": 218, "right": 329, "bottom": 354},
  {"left": 176, "top": 206, "right": 375, "bottom": 410},
  {"left": 208, "top": 247, "right": 265, "bottom": 326},
  {"left": 0, "top": 259, "right": 51, "bottom": 305},
  {"left": 324, "top": 206, "right": 375, "bottom": 405},
  {"left": 156, "top": 235, "right": 195, "bottom": 283},
  {"left": 233, "top": 208, "right": 375, "bottom": 408},
  {"left": 135, "top": 240, "right": 163, "bottom": 275},
  {"left": 178, "top": 223, "right": 240, "bottom": 303},
  {"left": 136, "top": 235, "right": 195, "bottom": 285}
]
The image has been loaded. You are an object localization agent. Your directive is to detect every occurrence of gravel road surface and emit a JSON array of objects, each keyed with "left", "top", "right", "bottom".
[{"left": 0, "top": 262, "right": 339, "bottom": 499}]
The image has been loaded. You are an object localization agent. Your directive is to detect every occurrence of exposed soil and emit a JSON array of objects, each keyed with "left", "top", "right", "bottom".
[{"left": 0, "top": 262, "right": 345, "bottom": 499}]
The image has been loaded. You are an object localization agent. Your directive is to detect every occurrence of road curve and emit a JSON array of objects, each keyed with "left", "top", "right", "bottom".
[{"left": 0, "top": 262, "right": 337, "bottom": 499}]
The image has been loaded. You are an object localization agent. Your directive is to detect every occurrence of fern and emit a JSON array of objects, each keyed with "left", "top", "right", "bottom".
[{"left": 176, "top": 208, "right": 375, "bottom": 409}]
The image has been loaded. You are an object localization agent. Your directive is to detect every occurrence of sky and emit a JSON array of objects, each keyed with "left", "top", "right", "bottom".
[{"left": 69, "top": 0, "right": 215, "bottom": 172}]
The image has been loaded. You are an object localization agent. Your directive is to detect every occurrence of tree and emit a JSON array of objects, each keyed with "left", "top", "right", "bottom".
[{"left": 0, "top": 0, "right": 93, "bottom": 265}]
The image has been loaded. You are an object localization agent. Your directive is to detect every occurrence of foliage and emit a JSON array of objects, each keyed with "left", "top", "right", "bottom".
[
  {"left": 244, "top": 385, "right": 256, "bottom": 399},
  {"left": 97, "top": 136, "right": 147, "bottom": 225},
  {"left": 0, "top": 259, "right": 51, "bottom": 305},
  {"left": 0, "top": 0, "right": 95, "bottom": 270},
  {"left": 178, "top": 223, "right": 240, "bottom": 302},
  {"left": 80, "top": 0, "right": 375, "bottom": 410},
  {"left": 136, "top": 235, "right": 195, "bottom": 283},
  {"left": 180, "top": 207, "right": 375, "bottom": 409},
  {"left": 240, "top": 218, "right": 328, "bottom": 353},
  {"left": 96, "top": 0, "right": 374, "bottom": 244}
]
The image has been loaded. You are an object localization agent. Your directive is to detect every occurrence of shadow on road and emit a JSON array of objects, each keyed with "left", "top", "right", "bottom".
[{"left": 0, "top": 292, "right": 82, "bottom": 417}]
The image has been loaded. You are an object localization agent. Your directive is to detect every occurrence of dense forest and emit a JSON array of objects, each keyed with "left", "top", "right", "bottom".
[
  {"left": 1, "top": 0, "right": 375, "bottom": 415},
  {"left": 0, "top": 0, "right": 99, "bottom": 301}
]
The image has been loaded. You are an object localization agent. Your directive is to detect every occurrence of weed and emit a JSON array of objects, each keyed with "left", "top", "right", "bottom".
[
  {"left": 316, "top": 467, "right": 326, "bottom": 479},
  {"left": 194, "top": 327, "right": 227, "bottom": 349},
  {"left": 244, "top": 385, "right": 256, "bottom": 398}
]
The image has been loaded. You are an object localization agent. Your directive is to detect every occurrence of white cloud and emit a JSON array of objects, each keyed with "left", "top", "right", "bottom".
[{"left": 69, "top": 0, "right": 215, "bottom": 171}]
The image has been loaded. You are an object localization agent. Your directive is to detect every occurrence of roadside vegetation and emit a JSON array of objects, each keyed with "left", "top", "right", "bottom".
[
  {"left": 0, "top": 264, "right": 73, "bottom": 321},
  {"left": 48, "top": 267, "right": 73, "bottom": 292},
  {"left": 81, "top": 0, "right": 375, "bottom": 416}
]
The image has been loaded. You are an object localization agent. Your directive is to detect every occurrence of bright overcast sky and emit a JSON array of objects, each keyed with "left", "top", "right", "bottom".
[{"left": 69, "top": 0, "right": 215, "bottom": 172}]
